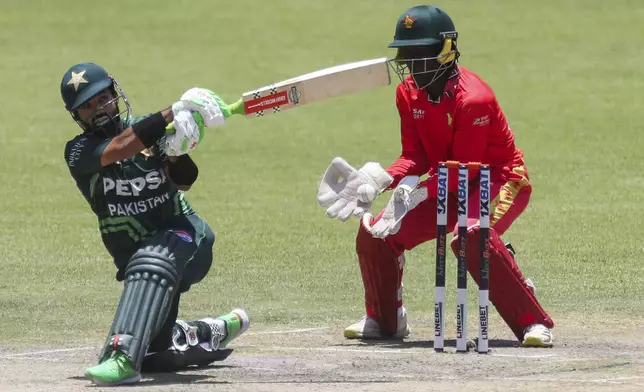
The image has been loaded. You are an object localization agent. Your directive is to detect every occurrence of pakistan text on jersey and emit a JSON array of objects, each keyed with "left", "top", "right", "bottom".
[{"left": 108, "top": 192, "right": 171, "bottom": 216}]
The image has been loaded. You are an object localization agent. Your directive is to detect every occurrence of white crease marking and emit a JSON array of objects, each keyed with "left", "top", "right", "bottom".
[
  {"left": 489, "top": 376, "right": 644, "bottom": 384},
  {"left": 246, "top": 327, "right": 330, "bottom": 335},
  {"left": 0, "top": 327, "right": 330, "bottom": 359},
  {"left": 0, "top": 347, "right": 96, "bottom": 359}
]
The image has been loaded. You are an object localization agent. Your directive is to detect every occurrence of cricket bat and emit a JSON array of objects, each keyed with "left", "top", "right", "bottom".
[
  {"left": 239, "top": 57, "right": 391, "bottom": 117},
  {"left": 167, "top": 57, "right": 391, "bottom": 133}
]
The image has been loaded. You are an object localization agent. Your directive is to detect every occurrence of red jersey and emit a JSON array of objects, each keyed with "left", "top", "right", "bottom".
[{"left": 386, "top": 66, "right": 526, "bottom": 197}]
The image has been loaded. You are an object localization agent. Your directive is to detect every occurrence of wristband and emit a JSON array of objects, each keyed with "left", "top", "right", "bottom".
[
  {"left": 132, "top": 112, "right": 167, "bottom": 149},
  {"left": 167, "top": 155, "right": 199, "bottom": 186}
]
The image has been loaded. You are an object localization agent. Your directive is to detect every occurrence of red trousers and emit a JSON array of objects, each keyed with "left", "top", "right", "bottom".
[{"left": 356, "top": 165, "right": 554, "bottom": 339}]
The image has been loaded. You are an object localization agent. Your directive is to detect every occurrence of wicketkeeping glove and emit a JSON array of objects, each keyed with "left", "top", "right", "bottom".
[
  {"left": 362, "top": 176, "right": 428, "bottom": 238},
  {"left": 317, "top": 157, "right": 394, "bottom": 222}
]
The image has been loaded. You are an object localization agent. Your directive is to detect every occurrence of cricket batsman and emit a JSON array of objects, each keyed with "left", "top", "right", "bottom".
[
  {"left": 316, "top": 5, "right": 555, "bottom": 347},
  {"left": 61, "top": 62, "right": 249, "bottom": 385}
]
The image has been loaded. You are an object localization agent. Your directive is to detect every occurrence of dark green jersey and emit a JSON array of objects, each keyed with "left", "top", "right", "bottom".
[{"left": 63, "top": 116, "right": 195, "bottom": 262}]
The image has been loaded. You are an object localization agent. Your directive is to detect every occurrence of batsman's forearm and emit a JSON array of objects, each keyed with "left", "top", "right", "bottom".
[
  {"left": 100, "top": 109, "right": 173, "bottom": 167},
  {"left": 160, "top": 107, "right": 174, "bottom": 123},
  {"left": 100, "top": 129, "right": 145, "bottom": 166}
]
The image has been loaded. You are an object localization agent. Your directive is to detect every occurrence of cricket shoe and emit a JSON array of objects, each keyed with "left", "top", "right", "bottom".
[
  {"left": 85, "top": 351, "right": 141, "bottom": 386},
  {"left": 344, "top": 308, "right": 410, "bottom": 340},
  {"left": 522, "top": 324, "right": 554, "bottom": 348},
  {"left": 200, "top": 308, "right": 250, "bottom": 350}
]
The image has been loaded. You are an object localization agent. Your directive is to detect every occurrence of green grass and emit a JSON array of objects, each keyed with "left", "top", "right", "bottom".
[{"left": 1, "top": 0, "right": 643, "bottom": 345}]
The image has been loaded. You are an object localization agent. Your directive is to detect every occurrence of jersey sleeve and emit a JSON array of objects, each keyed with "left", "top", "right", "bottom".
[
  {"left": 64, "top": 134, "right": 110, "bottom": 178},
  {"left": 385, "top": 87, "right": 430, "bottom": 189}
]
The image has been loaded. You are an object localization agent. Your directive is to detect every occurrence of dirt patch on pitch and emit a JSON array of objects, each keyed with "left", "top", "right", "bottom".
[{"left": 1, "top": 320, "right": 643, "bottom": 392}]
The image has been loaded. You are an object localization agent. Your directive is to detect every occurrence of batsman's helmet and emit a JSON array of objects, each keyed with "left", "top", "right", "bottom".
[{"left": 60, "top": 62, "right": 131, "bottom": 136}]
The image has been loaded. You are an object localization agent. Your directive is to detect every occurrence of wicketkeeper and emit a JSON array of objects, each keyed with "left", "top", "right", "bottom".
[
  {"left": 316, "top": 5, "right": 555, "bottom": 347},
  {"left": 61, "top": 62, "right": 248, "bottom": 385}
]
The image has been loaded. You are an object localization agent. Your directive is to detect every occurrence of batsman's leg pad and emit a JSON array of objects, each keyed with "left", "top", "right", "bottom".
[
  {"left": 450, "top": 226, "right": 554, "bottom": 340},
  {"left": 99, "top": 230, "right": 197, "bottom": 370},
  {"left": 356, "top": 222, "right": 404, "bottom": 336},
  {"left": 146, "top": 293, "right": 181, "bottom": 354}
]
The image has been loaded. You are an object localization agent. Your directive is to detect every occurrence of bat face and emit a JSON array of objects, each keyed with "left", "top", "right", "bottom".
[{"left": 242, "top": 57, "right": 391, "bottom": 117}]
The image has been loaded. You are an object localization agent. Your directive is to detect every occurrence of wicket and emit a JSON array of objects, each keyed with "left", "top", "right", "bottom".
[{"left": 434, "top": 161, "right": 491, "bottom": 354}]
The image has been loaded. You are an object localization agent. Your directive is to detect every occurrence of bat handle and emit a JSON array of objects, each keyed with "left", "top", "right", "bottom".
[
  {"left": 227, "top": 98, "right": 245, "bottom": 116},
  {"left": 165, "top": 97, "right": 246, "bottom": 132}
]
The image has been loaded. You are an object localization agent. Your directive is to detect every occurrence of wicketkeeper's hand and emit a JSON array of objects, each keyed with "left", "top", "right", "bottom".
[
  {"left": 362, "top": 176, "right": 427, "bottom": 238},
  {"left": 317, "top": 157, "right": 394, "bottom": 221}
]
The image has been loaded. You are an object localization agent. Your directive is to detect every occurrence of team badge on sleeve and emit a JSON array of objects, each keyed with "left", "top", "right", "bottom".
[{"left": 171, "top": 230, "right": 193, "bottom": 243}]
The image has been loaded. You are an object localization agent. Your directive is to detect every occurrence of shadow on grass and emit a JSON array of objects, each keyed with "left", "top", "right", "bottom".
[
  {"left": 335, "top": 338, "right": 520, "bottom": 350},
  {"left": 70, "top": 372, "right": 400, "bottom": 386}
]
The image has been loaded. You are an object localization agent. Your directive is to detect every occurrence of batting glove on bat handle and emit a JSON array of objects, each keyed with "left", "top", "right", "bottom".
[
  {"left": 165, "top": 96, "right": 245, "bottom": 132},
  {"left": 225, "top": 98, "right": 246, "bottom": 116}
]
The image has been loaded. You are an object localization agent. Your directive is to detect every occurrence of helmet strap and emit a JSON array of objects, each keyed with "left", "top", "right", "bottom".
[{"left": 437, "top": 32, "right": 459, "bottom": 65}]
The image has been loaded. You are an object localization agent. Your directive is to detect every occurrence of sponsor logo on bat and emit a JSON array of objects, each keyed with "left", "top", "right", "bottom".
[
  {"left": 288, "top": 86, "right": 301, "bottom": 105},
  {"left": 244, "top": 91, "right": 289, "bottom": 113}
]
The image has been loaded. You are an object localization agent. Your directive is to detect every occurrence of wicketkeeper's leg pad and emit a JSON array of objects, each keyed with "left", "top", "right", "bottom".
[
  {"left": 356, "top": 221, "right": 404, "bottom": 336},
  {"left": 450, "top": 225, "right": 554, "bottom": 340}
]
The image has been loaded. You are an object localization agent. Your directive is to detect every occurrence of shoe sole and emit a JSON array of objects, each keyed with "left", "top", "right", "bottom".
[
  {"left": 344, "top": 329, "right": 410, "bottom": 340},
  {"left": 522, "top": 336, "right": 553, "bottom": 348},
  {"left": 344, "top": 330, "right": 365, "bottom": 339},
  {"left": 88, "top": 373, "right": 142, "bottom": 386}
]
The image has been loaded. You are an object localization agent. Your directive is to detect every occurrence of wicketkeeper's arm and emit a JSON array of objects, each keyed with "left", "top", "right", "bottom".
[{"left": 385, "top": 89, "right": 430, "bottom": 189}]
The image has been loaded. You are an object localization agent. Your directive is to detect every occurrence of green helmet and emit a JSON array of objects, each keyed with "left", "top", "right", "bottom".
[
  {"left": 60, "top": 62, "right": 131, "bottom": 136},
  {"left": 388, "top": 5, "right": 456, "bottom": 48},
  {"left": 387, "top": 5, "right": 459, "bottom": 91}
]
